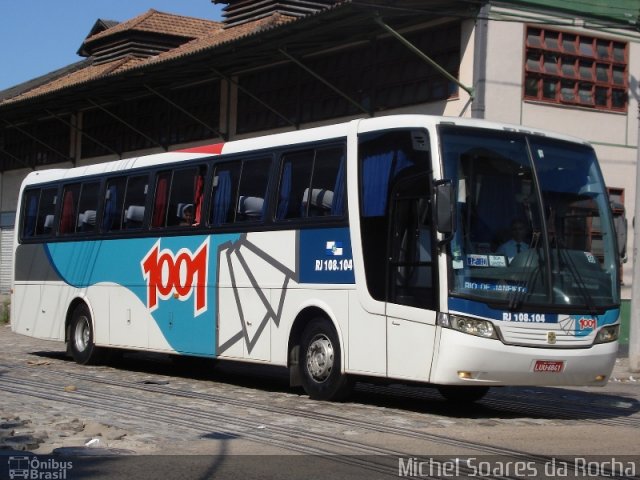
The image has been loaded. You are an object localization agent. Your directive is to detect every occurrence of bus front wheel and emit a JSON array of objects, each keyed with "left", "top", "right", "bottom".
[
  {"left": 299, "top": 318, "right": 352, "bottom": 401},
  {"left": 68, "top": 304, "right": 104, "bottom": 365}
]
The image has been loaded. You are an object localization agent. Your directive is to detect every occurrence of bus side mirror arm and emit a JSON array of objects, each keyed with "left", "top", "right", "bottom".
[
  {"left": 435, "top": 180, "right": 456, "bottom": 247},
  {"left": 610, "top": 201, "right": 628, "bottom": 263}
]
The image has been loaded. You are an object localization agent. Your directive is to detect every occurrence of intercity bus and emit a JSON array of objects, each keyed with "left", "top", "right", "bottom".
[{"left": 12, "top": 115, "right": 621, "bottom": 402}]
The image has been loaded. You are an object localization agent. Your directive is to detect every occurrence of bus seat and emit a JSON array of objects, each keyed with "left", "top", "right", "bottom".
[
  {"left": 237, "top": 196, "right": 264, "bottom": 220},
  {"left": 302, "top": 188, "right": 333, "bottom": 215},
  {"left": 125, "top": 205, "right": 145, "bottom": 228},
  {"left": 84, "top": 210, "right": 97, "bottom": 226},
  {"left": 176, "top": 203, "right": 193, "bottom": 219},
  {"left": 78, "top": 210, "right": 97, "bottom": 231},
  {"left": 43, "top": 214, "right": 54, "bottom": 233}
]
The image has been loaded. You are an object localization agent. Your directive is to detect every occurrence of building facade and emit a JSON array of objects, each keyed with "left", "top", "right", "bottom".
[{"left": 0, "top": 0, "right": 639, "bottom": 295}]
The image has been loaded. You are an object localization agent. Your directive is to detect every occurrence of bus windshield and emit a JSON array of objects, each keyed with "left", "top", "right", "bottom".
[{"left": 440, "top": 125, "right": 619, "bottom": 313}]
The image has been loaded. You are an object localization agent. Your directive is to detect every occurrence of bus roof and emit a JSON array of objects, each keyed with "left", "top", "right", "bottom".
[{"left": 20, "top": 114, "right": 591, "bottom": 187}]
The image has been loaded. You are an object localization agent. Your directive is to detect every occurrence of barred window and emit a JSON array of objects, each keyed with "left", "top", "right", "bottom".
[{"left": 524, "top": 27, "right": 628, "bottom": 112}]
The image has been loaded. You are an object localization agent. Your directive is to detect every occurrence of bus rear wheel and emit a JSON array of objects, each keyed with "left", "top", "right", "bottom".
[
  {"left": 299, "top": 318, "right": 352, "bottom": 401},
  {"left": 68, "top": 304, "right": 104, "bottom": 365},
  {"left": 437, "top": 385, "right": 490, "bottom": 404}
]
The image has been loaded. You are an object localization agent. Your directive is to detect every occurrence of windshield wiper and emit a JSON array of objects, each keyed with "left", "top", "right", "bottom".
[
  {"left": 507, "top": 230, "right": 542, "bottom": 310},
  {"left": 556, "top": 247, "right": 598, "bottom": 316}
]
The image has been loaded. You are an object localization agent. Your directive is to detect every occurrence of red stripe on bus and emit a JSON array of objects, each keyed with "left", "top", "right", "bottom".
[{"left": 178, "top": 143, "right": 225, "bottom": 154}]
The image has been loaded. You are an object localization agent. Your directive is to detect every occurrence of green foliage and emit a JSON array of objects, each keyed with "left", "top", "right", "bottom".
[{"left": 0, "top": 299, "right": 9, "bottom": 325}]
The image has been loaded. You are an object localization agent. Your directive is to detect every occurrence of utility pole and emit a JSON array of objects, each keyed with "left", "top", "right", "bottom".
[{"left": 629, "top": 104, "right": 640, "bottom": 372}]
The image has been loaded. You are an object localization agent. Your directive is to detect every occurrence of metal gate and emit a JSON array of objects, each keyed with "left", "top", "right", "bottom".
[{"left": 0, "top": 228, "right": 13, "bottom": 294}]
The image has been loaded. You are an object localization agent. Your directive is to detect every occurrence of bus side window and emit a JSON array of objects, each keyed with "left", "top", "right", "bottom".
[
  {"left": 211, "top": 162, "right": 241, "bottom": 226},
  {"left": 307, "top": 147, "right": 344, "bottom": 217},
  {"left": 151, "top": 171, "right": 171, "bottom": 228},
  {"left": 60, "top": 184, "right": 81, "bottom": 234},
  {"left": 276, "top": 150, "right": 313, "bottom": 220},
  {"left": 235, "top": 158, "right": 271, "bottom": 222},
  {"left": 123, "top": 175, "right": 148, "bottom": 230},
  {"left": 21, "top": 190, "right": 40, "bottom": 238},
  {"left": 276, "top": 146, "right": 344, "bottom": 221},
  {"left": 167, "top": 166, "right": 205, "bottom": 227},
  {"left": 76, "top": 181, "right": 100, "bottom": 233},
  {"left": 103, "top": 177, "right": 126, "bottom": 232},
  {"left": 358, "top": 129, "right": 431, "bottom": 303},
  {"left": 35, "top": 188, "right": 58, "bottom": 237}
]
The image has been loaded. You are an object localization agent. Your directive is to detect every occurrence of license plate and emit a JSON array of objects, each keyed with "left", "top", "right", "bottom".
[{"left": 533, "top": 360, "right": 564, "bottom": 373}]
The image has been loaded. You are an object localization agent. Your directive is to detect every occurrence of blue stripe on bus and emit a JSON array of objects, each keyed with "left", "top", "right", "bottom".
[
  {"left": 45, "top": 234, "right": 241, "bottom": 356},
  {"left": 448, "top": 296, "right": 619, "bottom": 334}
]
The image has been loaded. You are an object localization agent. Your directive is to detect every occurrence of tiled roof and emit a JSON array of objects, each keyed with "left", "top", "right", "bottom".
[
  {"left": 4, "top": 57, "right": 147, "bottom": 104},
  {"left": 216, "top": 0, "right": 339, "bottom": 27},
  {"left": 83, "top": 9, "right": 222, "bottom": 43},
  {"left": 0, "top": 8, "right": 301, "bottom": 107},
  {"left": 0, "top": 59, "right": 93, "bottom": 102},
  {"left": 151, "top": 12, "right": 296, "bottom": 63}
]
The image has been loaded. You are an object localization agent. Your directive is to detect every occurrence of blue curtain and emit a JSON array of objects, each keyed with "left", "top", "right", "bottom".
[
  {"left": 25, "top": 194, "right": 37, "bottom": 236},
  {"left": 277, "top": 162, "right": 292, "bottom": 219},
  {"left": 212, "top": 171, "right": 231, "bottom": 225},
  {"left": 331, "top": 157, "right": 345, "bottom": 216},
  {"left": 393, "top": 150, "right": 411, "bottom": 176},
  {"left": 102, "top": 185, "right": 117, "bottom": 231},
  {"left": 361, "top": 151, "right": 395, "bottom": 217}
]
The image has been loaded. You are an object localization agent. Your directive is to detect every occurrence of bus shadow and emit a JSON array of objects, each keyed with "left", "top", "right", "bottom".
[
  {"left": 350, "top": 382, "right": 640, "bottom": 422},
  {"left": 31, "top": 348, "right": 293, "bottom": 393},
  {"left": 30, "top": 349, "right": 640, "bottom": 422}
]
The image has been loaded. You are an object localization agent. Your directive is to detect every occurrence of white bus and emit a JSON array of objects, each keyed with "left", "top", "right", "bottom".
[{"left": 12, "top": 115, "right": 621, "bottom": 402}]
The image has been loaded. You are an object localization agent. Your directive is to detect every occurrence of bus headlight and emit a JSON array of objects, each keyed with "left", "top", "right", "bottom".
[
  {"left": 594, "top": 324, "right": 619, "bottom": 344},
  {"left": 438, "top": 313, "right": 498, "bottom": 339}
]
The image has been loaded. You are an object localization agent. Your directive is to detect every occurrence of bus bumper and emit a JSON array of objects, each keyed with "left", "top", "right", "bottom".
[{"left": 429, "top": 329, "right": 618, "bottom": 386}]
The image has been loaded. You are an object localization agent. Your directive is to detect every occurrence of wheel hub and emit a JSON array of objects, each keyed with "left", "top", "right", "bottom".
[
  {"left": 74, "top": 317, "right": 90, "bottom": 352},
  {"left": 306, "top": 334, "right": 334, "bottom": 383}
]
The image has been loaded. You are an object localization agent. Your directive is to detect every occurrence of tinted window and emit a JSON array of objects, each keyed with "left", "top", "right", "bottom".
[
  {"left": 152, "top": 166, "right": 206, "bottom": 228},
  {"left": 236, "top": 158, "right": 271, "bottom": 222},
  {"left": 123, "top": 175, "right": 148, "bottom": 230},
  {"left": 21, "top": 188, "right": 58, "bottom": 239},
  {"left": 59, "top": 184, "right": 81, "bottom": 234},
  {"left": 210, "top": 158, "right": 271, "bottom": 225},
  {"left": 275, "top": 146, "right": 345, "bottom": 221},
  {"left": 77, "top": 182, "right": 100, "bottom": 233},
  {"left": 104, "top": 175, "right": 148, "bottom": 232},
  {"left": 103, "top": 177, "right": 127, "bottom": 232}
]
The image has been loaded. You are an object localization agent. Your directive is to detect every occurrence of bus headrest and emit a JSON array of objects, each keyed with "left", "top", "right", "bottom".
[
  {"left": 302, "top": 188, "right": 333, "bottom": 210},
  {"left": 125, "top": 205, "right": 145, "bottom": 222},
  {"left": 237, "top": 196, "right": 264, "bottom": 217},
  {"left": 177, "top": 203, "right": 193, "bottom": 218},
  {"left": 83, "top": 210, "right": 96, "bottom": 225}
]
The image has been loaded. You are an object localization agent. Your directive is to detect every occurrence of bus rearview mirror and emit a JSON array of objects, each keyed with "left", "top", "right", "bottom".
[{"left": 435, "top": 180, "right": 455, "bottom": 235}]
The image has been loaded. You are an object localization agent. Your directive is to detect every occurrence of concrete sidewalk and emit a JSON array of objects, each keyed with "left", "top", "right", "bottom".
[{"left": 611, "top": 345, "right": 639, "bottom": 383}]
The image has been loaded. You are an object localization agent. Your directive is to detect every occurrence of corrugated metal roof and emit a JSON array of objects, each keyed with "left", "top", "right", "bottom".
[{"left": 500, "top": 0, "right": 640, "bottom": 29}]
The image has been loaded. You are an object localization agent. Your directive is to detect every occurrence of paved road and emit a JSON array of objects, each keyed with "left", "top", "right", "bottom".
[{"left": 0, "top": 324, "right": 639, "bottom": 479}]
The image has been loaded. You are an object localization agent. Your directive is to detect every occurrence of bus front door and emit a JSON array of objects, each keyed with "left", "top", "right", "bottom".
[{"left": 385, "top": 175, "right": 437, "bottom": 381}]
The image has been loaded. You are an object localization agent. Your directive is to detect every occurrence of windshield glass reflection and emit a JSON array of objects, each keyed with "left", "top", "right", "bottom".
[{"left": 440, "top": 126, "right": 618, "bottom": 312}]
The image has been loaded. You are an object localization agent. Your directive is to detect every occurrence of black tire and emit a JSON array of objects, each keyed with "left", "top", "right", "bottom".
[
  {"left": 67, "top": 303, "right": 104, "bottom": 365},
  {"left": 437, "top": 385, "right": 490, "bottom": 404},
  {"left": 299, "top": 318, "right": 352, "bottom": 401}
]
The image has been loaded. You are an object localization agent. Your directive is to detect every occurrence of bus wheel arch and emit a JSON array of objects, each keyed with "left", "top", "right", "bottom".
[
  {"left": 288, "top": 307, "right": 352, "bottom": 401},
  {"left": 66, "top": 299, "right": 104, "bottom": 365}
]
